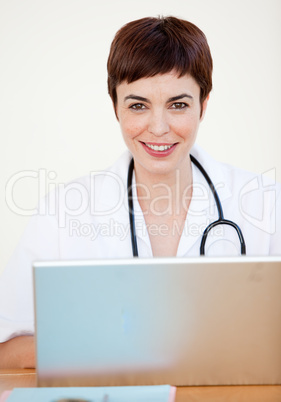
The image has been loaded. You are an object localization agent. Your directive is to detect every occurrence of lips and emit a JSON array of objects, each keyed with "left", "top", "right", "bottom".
[
  {"left": 141, "top": 142, "right": 177, "bottom": 157},
  {"left": 145, "top": 143, "right": 173, "bottom": 151}
]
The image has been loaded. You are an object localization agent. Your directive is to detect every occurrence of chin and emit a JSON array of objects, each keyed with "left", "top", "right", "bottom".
[{"left": 137, "top": 158, "right": 183, "bottom": 177}]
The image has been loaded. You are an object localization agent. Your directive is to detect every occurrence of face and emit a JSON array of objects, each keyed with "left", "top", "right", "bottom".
[{"left": 115, "top": 71, "right": 208, "bottom": 178}]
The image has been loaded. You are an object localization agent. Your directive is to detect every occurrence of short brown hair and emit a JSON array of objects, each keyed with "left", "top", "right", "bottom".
[{"left": 107, "top": 16, "right": 213, "bottom": 109}]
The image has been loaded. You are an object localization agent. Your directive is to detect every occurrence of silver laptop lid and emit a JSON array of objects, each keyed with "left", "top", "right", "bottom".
[{"left": 33, "top": 256, "right": 281, "bottom": 387}]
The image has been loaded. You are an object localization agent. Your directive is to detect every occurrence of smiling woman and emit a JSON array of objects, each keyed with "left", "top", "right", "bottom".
[
  {"left": 116, "top": 73, "right": 207, "bottom": 180},
  {"left": 116, "top": 72, "right": 206, "bottom": 258},
  {"left": 0, "top": 15, "right": 280, "bottom": 369}
]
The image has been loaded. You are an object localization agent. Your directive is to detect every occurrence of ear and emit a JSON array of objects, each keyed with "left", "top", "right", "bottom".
[{"left": 200, "top": 94, "right": 210, "bottom": 121}]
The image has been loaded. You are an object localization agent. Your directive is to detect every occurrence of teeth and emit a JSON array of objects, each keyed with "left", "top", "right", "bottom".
[{"left": 145, "top": 143, "right": 173, "bottom": 151}]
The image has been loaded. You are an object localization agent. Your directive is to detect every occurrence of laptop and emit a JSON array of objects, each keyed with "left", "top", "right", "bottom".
[{"left": 33, "top": 256, "right": 281, "bottom": 387}]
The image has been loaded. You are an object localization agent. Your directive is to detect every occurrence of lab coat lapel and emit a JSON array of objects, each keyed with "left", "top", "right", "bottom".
[
  {"left": 177, "top": 145, "right": 232, "bottom": 256},
  {"left": 92, "top": 146, "right": 233, "bottom": 257}
]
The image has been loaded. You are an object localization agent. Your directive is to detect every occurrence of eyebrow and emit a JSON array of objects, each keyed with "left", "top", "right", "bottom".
[
  {"left": 124, "top": 93, "right": 193, "bottom": 103},
  {"left": 168, "top": 93, "right": 193, "bottom": 102},
  {"left": 124, "top": 95, "right": 150, "bottom": 103}
]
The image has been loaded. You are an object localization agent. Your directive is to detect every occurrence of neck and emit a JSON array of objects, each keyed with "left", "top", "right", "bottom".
[{"left": 134, "top": 157, "right": 193, "bottom": 217}]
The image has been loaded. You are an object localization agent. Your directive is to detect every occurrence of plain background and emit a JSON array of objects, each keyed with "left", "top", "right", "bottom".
[{"left": 1, "top": 0, "right": 281, "bottom": 274}]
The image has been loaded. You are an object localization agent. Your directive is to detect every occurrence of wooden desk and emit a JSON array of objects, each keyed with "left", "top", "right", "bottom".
[{"left": 1, "top": 369, "right": 281, "bottom": 401}]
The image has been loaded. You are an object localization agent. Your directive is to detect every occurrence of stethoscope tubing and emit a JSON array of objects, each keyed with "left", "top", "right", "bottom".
[
  {"left": 127, "top": 155, "right": 246, "bottom": 257},
  {"left": 127, "top": 158, "right": 139, "bottom": 257}
]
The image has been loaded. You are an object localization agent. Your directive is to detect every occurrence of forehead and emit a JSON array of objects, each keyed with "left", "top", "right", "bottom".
[{"left": 116, "top": 72, "right": 201, "bottom": 101}]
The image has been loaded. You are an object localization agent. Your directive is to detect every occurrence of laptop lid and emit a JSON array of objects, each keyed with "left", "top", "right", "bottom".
[{"left": 33, "top": 256, "right": 281, "bottom": 387}]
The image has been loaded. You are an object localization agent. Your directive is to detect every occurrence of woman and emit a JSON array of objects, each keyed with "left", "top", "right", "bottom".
[{"left": 0, "top": 16, "right": 280, "bottom": 368}]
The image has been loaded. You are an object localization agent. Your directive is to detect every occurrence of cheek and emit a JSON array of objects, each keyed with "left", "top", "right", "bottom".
[
  {"left": 120, "top": 116, "right": 145, "bottom": 139},
  {"left": 171, "top": 115, "right": 198, "bottom": 136}
]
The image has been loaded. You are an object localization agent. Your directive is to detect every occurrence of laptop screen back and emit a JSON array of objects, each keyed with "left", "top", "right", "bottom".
[{"left": 33, "top": 256, "right": 281, "bottom": 387}]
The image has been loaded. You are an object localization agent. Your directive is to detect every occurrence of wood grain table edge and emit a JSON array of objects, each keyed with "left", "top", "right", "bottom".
[{"left": 1, "top": 370, "right": 281, "bottom": 402}]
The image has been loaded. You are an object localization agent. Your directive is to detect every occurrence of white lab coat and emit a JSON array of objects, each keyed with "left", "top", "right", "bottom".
[{"left": 0, "top": 144, "right": 280, "bottom": 342}]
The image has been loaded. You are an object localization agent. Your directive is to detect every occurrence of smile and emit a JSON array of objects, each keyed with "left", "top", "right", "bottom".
[{"left": 145, "top": 143, "right": 174, "bottom": 151}]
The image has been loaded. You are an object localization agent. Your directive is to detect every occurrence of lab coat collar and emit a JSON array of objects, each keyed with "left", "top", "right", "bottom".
[
  {"left": 93, "top": 146, "right": 233, "bottom": 256},
  {"left": 176, "top": 144, "right": 233, "bottom": 256},
  {"left": 92, "top": 151, "right": 131, "bottom": 215},
  {"left": 188, "top": 144, "right": 232, "bottom": 214}
]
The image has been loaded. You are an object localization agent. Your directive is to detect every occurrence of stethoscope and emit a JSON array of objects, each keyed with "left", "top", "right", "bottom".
[{"left": 127, "top": 155, "right": 246, "bottom": 256}]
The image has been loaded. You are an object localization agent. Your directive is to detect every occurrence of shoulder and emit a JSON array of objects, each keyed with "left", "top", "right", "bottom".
[
  {"left": 191, "top": 145, "right": 281, "bottom": 254},
  {"left": 62, "top": 150, "right": 131, "bottom": 191},
  {"left": 42, "top": 151, "right": 132, "bottom": 216},
  {"left": 191, "top": 144, "right": 281, "bottom": 198}
]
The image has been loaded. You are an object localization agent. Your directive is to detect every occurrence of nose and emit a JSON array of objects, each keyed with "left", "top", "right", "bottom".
[{"left": 147, "top": 110, "right": 169, "bottom": 136}]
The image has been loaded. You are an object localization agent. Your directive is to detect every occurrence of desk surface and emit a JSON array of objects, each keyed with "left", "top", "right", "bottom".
[{"left": 0, "top": 369, "right": 281, "bottom": 402}]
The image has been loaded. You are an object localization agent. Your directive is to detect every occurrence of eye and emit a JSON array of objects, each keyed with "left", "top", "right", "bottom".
[
  {"left": 170, "top": 102, "right": 188, "bottom": 110},
  {"left": 129, "top": 103, "right": 146, "bottom": 111}
]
